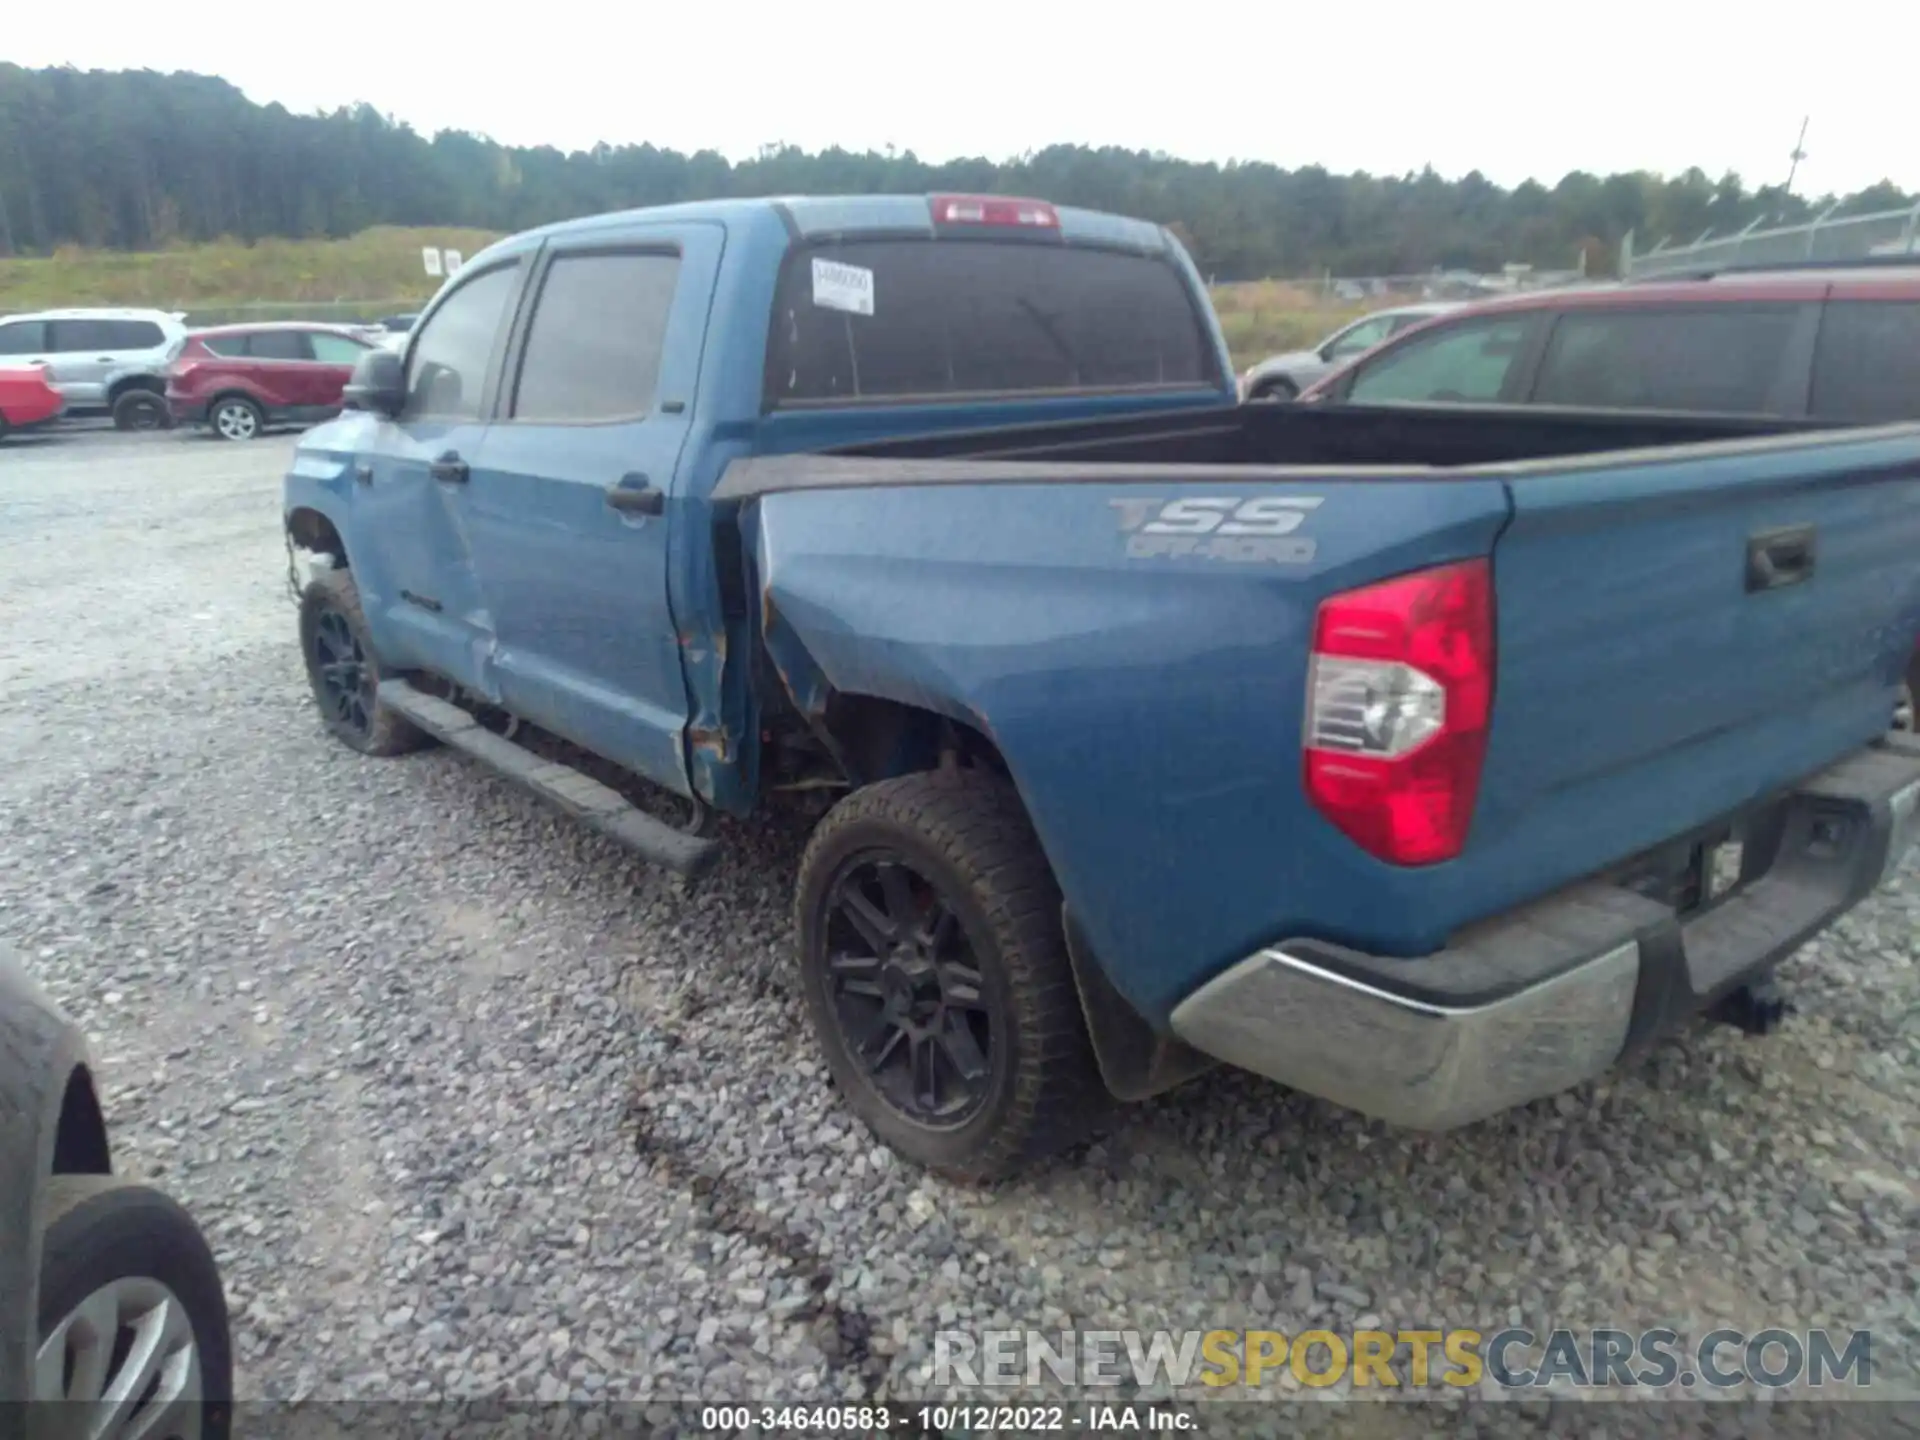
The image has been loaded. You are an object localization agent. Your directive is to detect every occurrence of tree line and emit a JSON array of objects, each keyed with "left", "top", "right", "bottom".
[{"left": 1, "top": 63, "right": 1913, "bottom": 281}]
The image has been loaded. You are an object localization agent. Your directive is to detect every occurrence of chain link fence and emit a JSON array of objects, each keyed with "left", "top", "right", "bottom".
[
  {"left": 1623, "top": 203, "right": 1920, "bottom": 279},
  {"left": 1285, "top": 266, "right": 1590, "bottom": 303}
]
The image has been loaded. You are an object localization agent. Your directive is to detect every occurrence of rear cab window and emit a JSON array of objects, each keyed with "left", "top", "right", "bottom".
[
  {"left": 1529, "top": 305, "right": 1807, "bottom": 414},
  {"left": 764, "top": 239, "right": 1219, "bottom": 407},
  {"left": 1810, "top": 300, "right": 1920, "bottom": 424}
]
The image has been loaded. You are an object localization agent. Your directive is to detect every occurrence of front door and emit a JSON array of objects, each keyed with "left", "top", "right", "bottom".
[
  {"left": 346, "top": 258, "right": 528, "bottom": 691},
  {"left": 458, "top": 223, "right": 724, "bottom": 796}
]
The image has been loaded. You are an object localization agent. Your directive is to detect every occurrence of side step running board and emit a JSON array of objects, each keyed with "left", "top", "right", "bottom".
[{"left": 378, "top": 679, "right": 721, "bottom": 880}]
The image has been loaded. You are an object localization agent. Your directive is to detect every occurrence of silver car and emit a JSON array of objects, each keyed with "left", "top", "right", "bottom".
[
  {"left": 0, "top": 307, "right": 189, "bottom": 430},
  {"left": 1238, "top": 301, "right": 1460, "bottom": 402}
]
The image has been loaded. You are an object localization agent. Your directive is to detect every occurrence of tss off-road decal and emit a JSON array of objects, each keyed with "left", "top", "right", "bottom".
[{"left": 1109, "top": 496, "right": 1323, "bottom": 563}]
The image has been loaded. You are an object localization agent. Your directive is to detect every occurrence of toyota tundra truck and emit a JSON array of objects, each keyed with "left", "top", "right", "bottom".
[{"left": 281, "top": 193, "right": 1920, "bottom": 1180}]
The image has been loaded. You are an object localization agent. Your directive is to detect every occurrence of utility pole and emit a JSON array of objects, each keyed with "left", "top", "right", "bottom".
[{"left": 1784, "top": 117, "right": 1810, "bottom": 196}]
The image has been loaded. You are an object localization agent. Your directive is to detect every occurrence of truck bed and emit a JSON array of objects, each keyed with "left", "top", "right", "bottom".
[
  {"left": 717, "top": 400, "right": 1920, "bottom": 1028},
  {"left": 719, "top": 401, "right": 1845, "bottom": 498}
]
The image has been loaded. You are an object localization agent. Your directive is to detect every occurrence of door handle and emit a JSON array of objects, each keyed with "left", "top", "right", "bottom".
[
  {"left": 354, "top": 462, "right": 374, "bottom": 486},
  {"left": 95, "top": 356, "right": 115, "bottom": 363},
  {"left": 429, "top": 452, "right": 469, "bottom": 484},
  {"left": 606, "top": 477, "right": 664, "bottom": 516},
  {"left": 1746, "top": 525, "right": 1816, "bottom": 593}
]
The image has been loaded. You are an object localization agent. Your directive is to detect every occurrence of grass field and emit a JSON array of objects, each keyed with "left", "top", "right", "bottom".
[{"left": 0, "top": 227, "right": 1371, "bottom": 369}]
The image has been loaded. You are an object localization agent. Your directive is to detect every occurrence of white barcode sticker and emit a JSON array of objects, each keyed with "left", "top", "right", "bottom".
[{"left": 811, "top": 258, "right": 875, "bottom": 316}]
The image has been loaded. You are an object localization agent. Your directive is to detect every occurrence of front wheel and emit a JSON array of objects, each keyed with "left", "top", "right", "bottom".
[
  {"left": 298, "top": 568, "right": 431, "bottom": 756},
  {"left": 795, "top": 769, "right": 1104, "bottom": 1182},
  {"left": 35, "top": 1177, "right": 232, "bottom": 1440}
]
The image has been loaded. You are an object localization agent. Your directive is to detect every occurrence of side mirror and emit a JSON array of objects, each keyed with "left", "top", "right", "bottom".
[{"left": 342, "top": 348, "right": 406, "bottom": 417}]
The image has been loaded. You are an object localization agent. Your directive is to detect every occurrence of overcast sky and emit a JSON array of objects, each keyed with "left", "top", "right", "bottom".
[{"left": 12, "top": 0, "right": 1916, "bottom": 199}]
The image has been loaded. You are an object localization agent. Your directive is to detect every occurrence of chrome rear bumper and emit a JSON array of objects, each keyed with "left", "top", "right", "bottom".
[{"left": 1171, "top": 737, "right": 1920, "bottom": 1130}]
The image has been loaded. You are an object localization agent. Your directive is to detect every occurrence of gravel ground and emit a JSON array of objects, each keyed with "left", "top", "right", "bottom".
[{"left": 1, "top": 430, "right": 1915, "bottom": 1421}]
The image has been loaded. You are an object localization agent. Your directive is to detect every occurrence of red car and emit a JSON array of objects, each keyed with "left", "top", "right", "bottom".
[
  {"left": 1295, "top": 258, "right": 1920, "bottom": 423},
  {"left": 165, "top": 323, "right": 376, "bottom": 441},
  {"left": 0, "top": 364, "right": 65, "bottom": 440}
]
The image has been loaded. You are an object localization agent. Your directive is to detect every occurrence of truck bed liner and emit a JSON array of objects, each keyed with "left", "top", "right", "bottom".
[{"left": 714, "top": 401, "right": 1860, "bottom": 501}]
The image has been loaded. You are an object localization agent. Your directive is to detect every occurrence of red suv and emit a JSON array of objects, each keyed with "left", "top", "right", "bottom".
[
  {"left": 165, "top": 323, "right": 375, "bottom": 441},
  {"left": 1298, "top": 261, "right": 1920, "bottom": 425}
]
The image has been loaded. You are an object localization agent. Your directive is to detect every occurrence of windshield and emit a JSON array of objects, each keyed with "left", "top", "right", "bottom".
[{"left": 765, "top": 237, "right": 1219, "bottom": 406}]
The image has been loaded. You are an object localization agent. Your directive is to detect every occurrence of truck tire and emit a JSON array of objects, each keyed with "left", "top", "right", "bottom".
[
  {"left": 110, "top": 387, "right": 169, "bottom": 432},
  {"left": 795, "top": 768, "right": 1104, "bottom": 1182},
  {"left": 298, "top": 568, "right": 432, "bottom": 756},
  {"left": 36, "top": 1176, "right": 232, "bottom": 1437}
]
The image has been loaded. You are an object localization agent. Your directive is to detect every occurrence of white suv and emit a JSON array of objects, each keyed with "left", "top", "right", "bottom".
[{"left": 0, "top": 307, "right": 189, "bottom": 430}]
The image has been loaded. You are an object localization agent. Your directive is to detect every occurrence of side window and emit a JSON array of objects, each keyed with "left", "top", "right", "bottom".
[
  {"left": 1347, "top": 316, "right": 1534, "bottom": 404},
  {"left": 1531, "top": 305, "right": 1802, "bottom": 414},
  {"left": 105, "top": 320, "right": 165, "bottom": 350},
  {"left": 1810, "top": 301, "right": 1920, "bottom": 424},
  {"left": 48, "top": 319, "right": 118, "bottom": 353},
  {"left": 247, "top": 330, "right": 312, "bottom": 361},
  {"left": 309, "top": 332, "right": 371, "bottom": 365},
  {"left": 404, "top": 264, "right": 519, "bottom": 420},
  {"left": 200, "top": 336, "right": 248, "bottom": 358},
  {"left": 0, "top": 320, "right": 46, "bottom": 355},
  {"left": 1322, "top": 315, "right": 1395, "bottom": 362},
  {"left": 511, "top": 251, "right": 680, "bottom": 422}
]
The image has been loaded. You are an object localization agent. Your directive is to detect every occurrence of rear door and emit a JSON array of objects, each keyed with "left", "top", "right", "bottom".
[
  {"left": 347, "top": 258, "right": 526, "bottom": 689},
  {"left": 43, "top": 319, "right": 119, "bottom": 406},
  {"left": 241, "top": 329, "right": 315, "bottom": 416},
  {"left": 457, "top": 223, "right": 723, "bottom": 794}
]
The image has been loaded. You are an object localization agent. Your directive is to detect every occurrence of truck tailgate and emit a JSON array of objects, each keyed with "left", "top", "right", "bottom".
[{"left": 1472, "top": 431, "right": 1920, "bottom": 896}]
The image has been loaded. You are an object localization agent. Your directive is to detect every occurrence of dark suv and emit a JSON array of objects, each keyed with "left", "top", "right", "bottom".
[{"left": 1299, "top": 261, "right": 1920, "bottom": 426}]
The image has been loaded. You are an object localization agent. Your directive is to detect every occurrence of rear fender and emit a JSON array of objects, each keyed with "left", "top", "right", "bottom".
[{"left": 741, "top": 470, "right": 1511, "bottom": 1025}]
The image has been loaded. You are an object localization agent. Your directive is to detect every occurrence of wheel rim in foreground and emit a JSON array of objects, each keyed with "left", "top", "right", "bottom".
[
  {"left": 214, "top": 405, "right": 256, "bottom": 441},
  {"left": 823, "top": 855, "right": 995, "bottom": 1128},
  {"left": 35, "top": 1276, "right": 204, "bottom": 1440},
  {"left": 310, "top": 608, "right": 374, "bottom": 737}
]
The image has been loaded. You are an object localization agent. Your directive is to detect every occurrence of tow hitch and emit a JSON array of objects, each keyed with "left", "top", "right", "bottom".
[{"left": 1711, "top": 977, "right": 1794, "bottom": 1036}]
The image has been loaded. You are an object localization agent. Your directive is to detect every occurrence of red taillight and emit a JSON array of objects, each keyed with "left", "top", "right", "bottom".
[
  {"left": 929, "top": 193, "right": 1059, "bottom": 229},
  {"left": 1303, "top": 559, "right": 1495, "bottom": 866}
]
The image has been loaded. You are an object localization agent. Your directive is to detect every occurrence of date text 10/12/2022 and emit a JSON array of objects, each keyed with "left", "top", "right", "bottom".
[{"left": 698, "top": 1404, "right": 1195, "bottom": 1432}]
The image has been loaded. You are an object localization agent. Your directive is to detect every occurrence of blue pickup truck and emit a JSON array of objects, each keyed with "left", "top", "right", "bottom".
[{"left": 283, "top": 193, "right": 1920, "bottom": 1180}]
